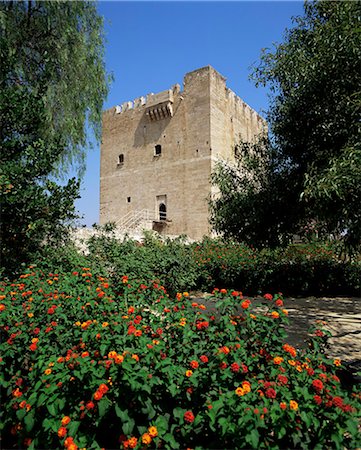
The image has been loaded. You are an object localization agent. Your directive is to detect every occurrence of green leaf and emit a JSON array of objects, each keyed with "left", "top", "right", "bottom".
[
  {"left": 122, "top": 418, "right": 135, "bottom": 435},
  {"left": 24, "top": 410, "right": 35, "bottom": 432},
  {"left": 115, "top": 404, "right": 129, "bottom": 421},
  {"left": 47, "top": 403, "right": 57, "bottom": 416},
  {"left": 98, "top": 397, "right": 111, "bottom": 418}
]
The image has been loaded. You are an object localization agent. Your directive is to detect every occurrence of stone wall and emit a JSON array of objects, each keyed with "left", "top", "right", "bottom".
[{"left": 100, "top": 66, "right": 266, "bottom": 240}]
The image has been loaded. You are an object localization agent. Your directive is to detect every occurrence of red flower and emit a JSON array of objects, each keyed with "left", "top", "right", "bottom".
[
  {"left": 241, "top": 300, "right": 251, "bottom": 309},
  {"left": 253, "top": 408, "right": 259, "bottom": 414},
  {"left": 263, "top": 293, "right": 273, "bottom": 301},
  {"left": 200, "top": 355, "right": 208, "bottom": 363},
  {"left": 29, "top": 343, "right": 37, "bottom": 351},
  {"left": 265, "top": 388, "right": 276, "bottom": 399},
  {"left": 86, "top": 401, "right": 95, "bottom": 410},
  {"left": 275, "top": 299, "right": 283, "bottom": 307},
  {"left": 315, "top": 330, "right": 324, "bottom": 337},
  {"left": 190, "top": 360, "right": 199, "bottom": 369},
  {"left": 98, "top": 383, "right": 109, "bottom": 394},
  {"left": 312, "top": 379, "right": 324, "bottom": 392},
  {"left": 184, "top": 411, "right": 195, "bottom": 423},
  {"left": 230, "top": 362, "right": 240, "bottom": 372},
  {"left": 277, "top": 375, "right": 288, "bottom": 385},
  {"left": 314, "top": 395, "right": 322, "bottom": 405},
  {"left": 219, "top": 362, "right": 227, "bottom": 370},
  {"left": 307, "top": 368, "right": 315, "bottom": 376},
  {"left": 333, "top": 396, "right": 343, "bottom": 408},
  {"left": 47, "top": 307, "right": 55, "bottom": 315},
  {"left": 242, "top": 363, "right": 248, "bottom": 373}
]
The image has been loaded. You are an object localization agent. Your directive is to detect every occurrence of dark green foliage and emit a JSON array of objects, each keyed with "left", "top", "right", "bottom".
[
  {"left": 87, "top": 228, "right": 199, "bottom": 297},
  {"left": 211, "top": 1, "right": 361, "bottom": 252},
  {"left": 0, "top": 1, "right": 109, "bottom": 275},
  {"left": 49, "top": 231, "right": 360, "bottom": 297}
]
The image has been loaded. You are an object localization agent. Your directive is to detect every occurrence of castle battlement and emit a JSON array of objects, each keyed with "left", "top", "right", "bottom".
[{"left": 100, "top": 66, "right": 266, "bottom": 240}]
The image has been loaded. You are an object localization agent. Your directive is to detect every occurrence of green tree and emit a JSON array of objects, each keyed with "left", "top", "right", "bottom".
[
  {"left": 211, "top": 1, "right": 361, "bottom": 251},
  {"left": 0, "top": 1, "right": 110, "bottom": 275}
]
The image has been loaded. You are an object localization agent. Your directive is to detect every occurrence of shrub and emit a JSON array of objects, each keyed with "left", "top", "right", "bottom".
[{"left": 0, "top": 268, "right": 359, "bottom": 449}]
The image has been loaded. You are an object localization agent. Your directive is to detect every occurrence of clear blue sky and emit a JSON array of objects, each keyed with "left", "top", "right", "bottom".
[{"left": 76, "top": 1, "right": 304, "bottom": 226}]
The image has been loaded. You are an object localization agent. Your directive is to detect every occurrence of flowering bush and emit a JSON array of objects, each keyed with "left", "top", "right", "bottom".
[{"left": 1, "top": 268, "right": 360, "bottom": 449}]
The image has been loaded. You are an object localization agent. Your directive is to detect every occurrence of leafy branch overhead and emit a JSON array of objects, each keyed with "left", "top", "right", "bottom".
[
  {"left": 211, "top": 1, "right": 361, "bottom": 252},
  {"left": 0, "top": 1, "right": 110, "bottom": 276}
]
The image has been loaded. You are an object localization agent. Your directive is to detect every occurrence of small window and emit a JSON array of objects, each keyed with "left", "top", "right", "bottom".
[
  {"left": 127, "top": 197, "right": 131, "bottom": 203},
  {"left": 118, "top": 154, "right": 124, "bottom": 165},
  {"left": 159, "top": 203, "right": 166, "bottom": 221},
  {"left": 154, "top": 145, "right": 162, "bottom": 156}
]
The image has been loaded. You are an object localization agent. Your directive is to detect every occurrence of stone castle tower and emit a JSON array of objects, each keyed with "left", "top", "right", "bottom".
[{"left": 100, "top": 66, "right": 266, "bottom": 240}]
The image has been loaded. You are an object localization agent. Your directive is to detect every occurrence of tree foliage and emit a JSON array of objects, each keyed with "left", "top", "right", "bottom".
[
  {"left": 0, "top": 1, "right": 110, "bottom": 275},
  {"left": 211, "top": 0, "right": 361, "bottom": 252}
]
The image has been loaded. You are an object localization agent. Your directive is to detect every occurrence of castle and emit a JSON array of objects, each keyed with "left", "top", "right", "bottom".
[{"left": 100, "top": 66, "right": 266, "bottom": 240}]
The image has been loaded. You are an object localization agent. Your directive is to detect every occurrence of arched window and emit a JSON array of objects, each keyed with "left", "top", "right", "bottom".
[
  {"left": 118, "top": 154, "right": 124, "bottom": 165},
  {"left": 159, "top": 203, "right": 166, "bottom": 221}
]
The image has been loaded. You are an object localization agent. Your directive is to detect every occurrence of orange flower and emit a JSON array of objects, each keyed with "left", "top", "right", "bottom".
[
  {"left": 334, "top": 359, "right": 341, "bottom": 367},
  {"left": 57, "top": 427, "right": 67, "bottom": 438},
  {"left": 235, "top": 387, "right": 245, "bottom": 396},
  {"left": 64, "top": 437, "right": 74, "bottom": 448},
  {"left": 288, "top": 360, "right": 296, "bottom": 366},
  {"left": 61, "top": 416, "right": 71, "bottom": 426},
  {"left": 134, "top": 330, "right": 142, "bottom": 337},
  {"left": 19, "top": 400, "right": 27, "bottom": 409},
  {"left": 12, "top": 388, "right": 22, "bottom": 398},
  {"left": 219, "top": 346, "right": 230, "bottom": 354},
  {"left": 102, "top": 322, "right": 109, "bottom": 328},
  {"left": 0, "top": 304, "right": 5, "bottom": 311},
  {"left": 271, "top": 311, "right": 279, "bottom": 319},
  {"left": 44, "top": 369, "right": 52, "bottom": 375},
  {"left": 132, "top": 354, "right": 139, "bottom": 362},
  {"left": 283, "top": 344, "right": 297, "bottom": 358},
  {"left": 108, "top": 351, "right": 117, "bottom": 359},
  {"left": 250, "top": 314, "right": 257, "bottom": 320},
  {"left": 94, "top": 391, "right": 103, "bottom": 401},
  {"left": 176, "top": 293, "right": 182, "bottom": 300},
  {"left": 98, "top": 383, "right": 109, "bottom": 394},
  {"left": 273, "top": 356, "right": 284, "bottom": 365},
  {"left": 185, "top": 370, "right": 193, "bottom": 377},
  {"left": 115, "top": 354, "right": 124, "bottom": 364},
  {"left": 142, "top": 433, "right": 152, "bottom": 445},
  {"left": 190, "top": 360, "right": 199, "bottom": 369},
  {"left": 242, "top": 381, "right": 251, "bottom": 393},
  {"left": 67, "top": 443, "right": 78, "bottom": 450},
  {"left": 290, "top": 400, "right": 298, "bottom": 411},
  {"left": 128, "top": 437, "right": 138, "bottom": 448},
  {"left": 148, "top": 426, "right": 158, "bottom": 437},
  {"left": 282, "top": 309, "right": 289, "bottom": 316}
]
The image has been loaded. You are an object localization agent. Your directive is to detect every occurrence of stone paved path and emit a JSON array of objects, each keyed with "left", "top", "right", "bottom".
[
  {"left": 192, "top": 294, "right": 361, "bottom": 362},
  {"left": 282, "top": 296, "right": 361, "bottom": 362}
]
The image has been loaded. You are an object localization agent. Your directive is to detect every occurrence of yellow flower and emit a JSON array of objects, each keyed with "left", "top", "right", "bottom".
[
  {"left": 183, "top": 292, "right": 189, "bottom": 297},
  {"left": 235, "top": 387, "right": 245, "bottom": 396},
  {"left": 282, "top": 309, "right": 289, "bottom": 316},
  {"left": 288, "top": 360, "right": 296, "bottom": 366},
  {"left": 290, "top": 400, "right": 298, "bottom": 411},
  {"left": 271, "top": 311, "right": 279, "bottom": 319},
  {"left": 185, "top": 370, "right": 193, "bottom": 377},
  {"left": 75, "top": 321, "right": 81, "bottom": 326},
  {"left": 273, "top": 356, "right": 284, "bottom": 365},
  {"left": 102, "top": 322, "right": 109, "bottom": 327},
  {"left": 334, "top": 359, "right": 341, "bottom": 367},
  {"left": 44, "top": 368, "right": 52, "bottom": 375},
  {"left": 296, "top": 365, "right": 302, "bottom": 373},
  {"left": 27, "top": 312, "right": 34, "bottom": 318},
  {"left": 250, "top": 314, "right": 257, "bottom": 320},
  {"left": 148, "top": 426, "right": 158, "bottom": 437},
  {"left": 142, "top": 433, "right": 152, "bottom": 445}
]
